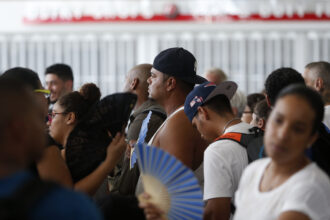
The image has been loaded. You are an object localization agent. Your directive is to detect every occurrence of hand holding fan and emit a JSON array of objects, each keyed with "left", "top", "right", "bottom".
[
  {"left": 65, "top": 92, "right": 136, "bottom": 182},
  {"left": 135, "top": 142, "right": 204, "bottom": 220}
]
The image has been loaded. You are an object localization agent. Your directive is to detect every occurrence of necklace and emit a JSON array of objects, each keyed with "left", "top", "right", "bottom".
[{"left": 222, "top": 118, "right": 241, "bottom": 134}]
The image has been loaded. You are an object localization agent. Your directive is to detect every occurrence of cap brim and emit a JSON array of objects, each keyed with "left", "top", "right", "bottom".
[
  {"left": 179, "top": 75, "right": 207, "bottom": 84},
  {"left": 205, "top": 81, "right": 238, "bottom": 102}
]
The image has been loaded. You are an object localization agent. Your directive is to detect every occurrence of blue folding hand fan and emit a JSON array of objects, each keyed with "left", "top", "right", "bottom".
[
  {"left": 135, "top": 142, "right": 204, "bottom": 220},
  {"left": 130, "top": 110, "right": 152, "bottom": 169}
]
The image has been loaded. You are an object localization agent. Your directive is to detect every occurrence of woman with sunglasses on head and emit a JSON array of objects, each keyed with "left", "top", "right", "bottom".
[
  {"left": 233, "top": 84, "right": 330, "bottom": 220},
  {"left": 0, "top": 67, "right": 73, "bottom": 187},
  {"left": 49, "top": 83, "right": 136, "bottom": 197}
]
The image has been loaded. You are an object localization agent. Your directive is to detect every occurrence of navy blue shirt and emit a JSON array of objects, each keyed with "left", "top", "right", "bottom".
[{"left": 0, "top": 171, "right": 103, "bottom": 220}]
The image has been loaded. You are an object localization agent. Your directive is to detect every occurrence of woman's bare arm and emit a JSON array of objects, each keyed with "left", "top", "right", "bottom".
[{"left": 37, "top": 145, "right": 73, "bottom": 187}]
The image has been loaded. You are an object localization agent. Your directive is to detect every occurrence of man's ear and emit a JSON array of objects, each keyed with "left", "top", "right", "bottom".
[
  {"left": 64, "top": 80, "right": 73, "bottom": 91},
  {"left": 315, "top": 77, "right": 324, "bottom": 92},
  {"left": 257, "top": 118, "right": 265, "bottom": 130},
  {"left": 197, "top": 106, "right": 210, "bottom": 120},
  {"left": 166, "top": 77, "right": 176, "bottom": 92},
  {"left": 66, "top": 112, "right": 76, "bottom": 125},
  {"left": 131, "top": 78, "right": 139, "bottom": 90}
]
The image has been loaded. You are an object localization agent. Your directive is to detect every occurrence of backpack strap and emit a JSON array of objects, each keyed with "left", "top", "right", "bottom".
[
  {"left": 0, "top": 177, "right": 58, "bottom": 220},
  {"left": 215, "top": 128, "right": 265, "bottom": 162},
  {"left": 259, "top": 145, "right": 265, "bottom": 159},
  {"left": 214, "top": 128, "right": 264, "bottom": 215},
  {"left": 214, "top": 132, "right": 247, "bottom": 215},
  {"left": 215, "top": 132, "right": 249, "bottom": 148}
]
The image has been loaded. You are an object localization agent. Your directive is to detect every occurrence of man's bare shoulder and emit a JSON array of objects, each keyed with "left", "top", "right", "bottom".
[
  {"left": 160, "top": 109, "right": 198, "bottom": 140},
  {"left": 156, "top": 109, "right": 203, "bottom": 168},
  {"left": 166, "top": 109, "right": 192, "bottom": 128}
]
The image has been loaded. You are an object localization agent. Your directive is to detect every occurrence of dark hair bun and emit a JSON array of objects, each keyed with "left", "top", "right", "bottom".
[{"left": 79, "top": 83, "right": 101, "bottom": 105}]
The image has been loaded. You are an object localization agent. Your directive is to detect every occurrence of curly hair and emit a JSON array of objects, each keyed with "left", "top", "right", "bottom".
[{"left": 264, "top": 67, "right": 305, "bottom": 106}]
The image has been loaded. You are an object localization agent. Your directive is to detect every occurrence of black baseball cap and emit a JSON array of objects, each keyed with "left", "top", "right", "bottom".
[{"left": 153, "top": 47, "right": 207, "bottom": 84}]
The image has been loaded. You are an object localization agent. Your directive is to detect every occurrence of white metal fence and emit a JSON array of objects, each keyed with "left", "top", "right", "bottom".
[{"left": 0, "top": 30, "right": 330, "bottom": 95}]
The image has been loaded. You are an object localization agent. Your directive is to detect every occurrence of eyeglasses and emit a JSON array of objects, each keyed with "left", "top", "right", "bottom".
[
  {"left": 34, "top": 89, "right": 51, "bottom": 99},
  {"left": 47, "top": 112, "right": 67, "bottom": 123},
  {"left": 48, "top": 112, "right": 67, "bottom": 119},
  {"left": 47, "top": 112, "right": 67, "bottom": 124}
]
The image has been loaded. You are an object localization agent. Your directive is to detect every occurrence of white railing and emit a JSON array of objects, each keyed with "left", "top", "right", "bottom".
[{"left": 1, "top": 30, "right": 330, "bottom": 95}]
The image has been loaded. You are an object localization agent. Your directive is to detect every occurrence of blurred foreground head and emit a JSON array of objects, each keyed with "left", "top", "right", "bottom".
[
  {"left": 264, "top": 84, "right": 323, "bottom": 163},
  {"left": 0, "top": 78, "right": 46, "bottom": 171}
]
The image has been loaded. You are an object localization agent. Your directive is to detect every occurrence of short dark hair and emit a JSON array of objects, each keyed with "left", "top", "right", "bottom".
[
  {"left": 265, "top": 67, "right": 305, "bottom": 106},
  {"left": 204, "top": 94, "right": 233, "bottom": 116},
  {"left": 277, "top": 84, "right": 324, "bottom": 134},
  {"left": 247, "top": 93, "right": 265, "bottom": 111},
  {"left": 45, "top": 63, "right": 74, "bottom": 82},
  {"left": 254, "top": 99, "right": 271, "bottom": 122},
  {"left": 1, "top": 67, "right": 40, "bottom": 90}
]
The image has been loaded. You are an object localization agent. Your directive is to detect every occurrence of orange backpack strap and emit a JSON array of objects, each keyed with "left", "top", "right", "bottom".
[
  {"left": 214, "top": 128, "right": 266, "bottom": 163},
  {"left": 214, "top": 132, "right": 243, "bottom": 143}
]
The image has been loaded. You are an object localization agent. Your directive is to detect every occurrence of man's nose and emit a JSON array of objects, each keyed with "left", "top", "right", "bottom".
[{"left": 45, "top": 84, "right": 51, "bottom": 91}]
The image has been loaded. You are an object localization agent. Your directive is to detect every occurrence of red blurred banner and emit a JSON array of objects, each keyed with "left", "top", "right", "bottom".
[{"left": 23, "top": 13, "right": 330, "bottom": 24}]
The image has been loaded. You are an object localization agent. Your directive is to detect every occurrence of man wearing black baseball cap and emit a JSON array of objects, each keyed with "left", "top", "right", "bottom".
[
  {"left": 184, "top": 81, "right": 253, "bottom": 220},
  {"left": 152, "top": 47, "right": 206, "bottom": 84},
  {"left": 136, "top": 47, "right": 208, "bottom": 196}
]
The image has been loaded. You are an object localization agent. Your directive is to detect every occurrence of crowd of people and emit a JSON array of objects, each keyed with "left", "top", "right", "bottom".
[{"left": 0, "top": 47, "right": 330, "bottom": 220}]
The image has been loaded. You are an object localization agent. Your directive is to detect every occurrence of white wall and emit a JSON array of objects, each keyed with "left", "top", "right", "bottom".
[{"left": 1, "top": 1, "right": 330, "bottom": 95}]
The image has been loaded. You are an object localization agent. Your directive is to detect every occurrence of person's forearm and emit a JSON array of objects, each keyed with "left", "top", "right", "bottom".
[
  {"left": 37, "top": 146, "right": 73, "bottom": 187},
  {"left": 203, "top": 199, "right": 231, "bottom": 220},
  {"left": 204, "top": 211, "right": 230, "bottom": 220},
  {"left": 74, "top": 157, "right": 116, "bottom": 196}
]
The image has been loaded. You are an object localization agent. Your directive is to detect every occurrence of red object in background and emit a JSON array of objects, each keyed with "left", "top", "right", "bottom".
[
  {"left": 164, "top": 4, "right": 179, "bottom": 19},
  {"left": 23, "top": 13, "right": 330, "bottom": 24}
]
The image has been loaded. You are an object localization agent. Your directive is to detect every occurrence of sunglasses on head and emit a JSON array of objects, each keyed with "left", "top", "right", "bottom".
[{"left": 34, "top": 89, "right": 50, "bottom": 99}]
